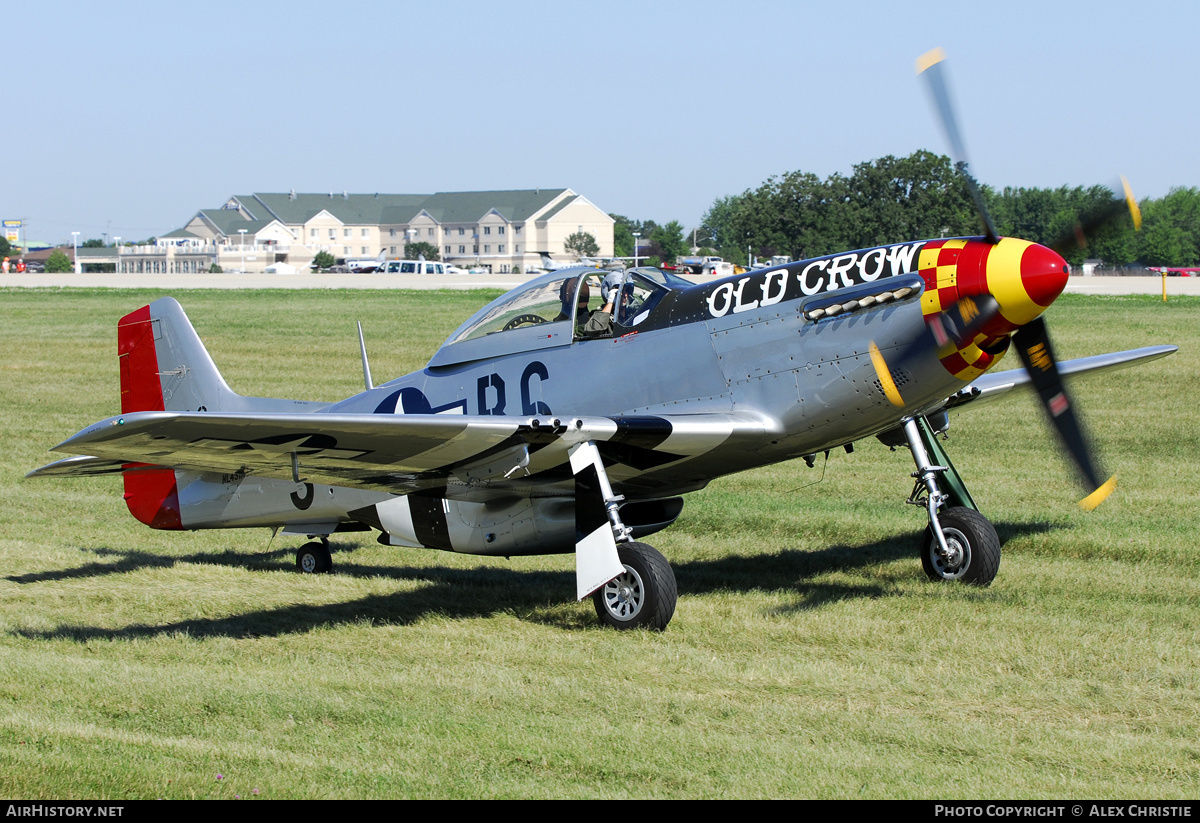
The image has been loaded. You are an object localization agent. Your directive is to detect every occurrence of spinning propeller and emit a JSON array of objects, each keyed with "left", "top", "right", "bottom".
[{"left": 871, "top": 48, "right": 1143, "bottom": 510}]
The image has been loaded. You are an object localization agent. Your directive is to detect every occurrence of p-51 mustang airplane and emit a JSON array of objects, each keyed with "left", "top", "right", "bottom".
[{"left": 28, "top": 52, "right": 1176, "bottom": 631}]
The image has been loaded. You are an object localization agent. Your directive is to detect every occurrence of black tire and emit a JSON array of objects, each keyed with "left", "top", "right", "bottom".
[
  {"left": 592, "top": 542, "right": 677, "bottom": 631},
  {"left": 920, "top": 506, "right": 1000, "bottom": 585},
  {"left": 296, "top": 541, "right": 332, "bottom": 574}
]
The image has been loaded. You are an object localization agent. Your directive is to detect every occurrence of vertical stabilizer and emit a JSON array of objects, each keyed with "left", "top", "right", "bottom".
[
  {"left": 117, "top": 297, "right": 236, "bottom": 529},
  {"left": 118, "top": 297, "right": 237, "bottom": 414}
]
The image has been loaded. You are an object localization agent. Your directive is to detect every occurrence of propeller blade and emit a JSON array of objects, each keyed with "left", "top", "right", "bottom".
[
  {"left": 870, "top": 294, "right": 1004, "bottom": 408},
  {"left": 916, "top": 47, "right": 999, "bottom": 244},
  {"left": 1012, "top": 316, "right": 1116, "bottom": 510},
  {"left": 1047, "top": 176, "right": 1143, "bottom": 258},
  {"left": 925, "top": 294, "right": 1002, "bottom": 352}
]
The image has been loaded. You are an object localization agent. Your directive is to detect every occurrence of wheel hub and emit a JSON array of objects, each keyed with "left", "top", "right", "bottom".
[
  {"left": 939, "top": 537, "right": 964, "bottom": 568},
  {"left": 601, "top": 568, "right": 644, "bottom": 619},
  {"left": 931, "top": 527, "right": 971, "bottom": 578}
]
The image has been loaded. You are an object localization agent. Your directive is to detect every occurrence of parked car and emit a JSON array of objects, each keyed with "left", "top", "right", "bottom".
[{"left": 379, "top": 260, "right": 446, "bottom": 275}]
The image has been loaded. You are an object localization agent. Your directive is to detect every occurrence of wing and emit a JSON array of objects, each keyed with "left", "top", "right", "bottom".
[
  {"left": 940, "top": 345, "right": 1177, "bottom": 412},
  {"left": 28, "top": 410, "right": 769, "bottom": 496}
]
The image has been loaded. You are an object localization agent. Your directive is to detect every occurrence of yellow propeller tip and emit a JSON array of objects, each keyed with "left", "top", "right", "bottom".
[
  {"left": 868, "top": 341, "right": 905, "bottom": 407},
  {"left": 916, "top": 47, "right": 946, "bottom": 75},
  {"left": 1120, "top": 176, "right": 1142, "bottom": 232},
  {"left": 1079, "top": 475, "right": 1117, "bottom": 512}
]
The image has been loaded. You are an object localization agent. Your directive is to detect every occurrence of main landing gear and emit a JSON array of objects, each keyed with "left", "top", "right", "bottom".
[
  {"left": 901, "top": 416, "right": 1000, "bottom": 585},
  {"left": 574, "top": 440, "right": 678, "bottom": 631}
]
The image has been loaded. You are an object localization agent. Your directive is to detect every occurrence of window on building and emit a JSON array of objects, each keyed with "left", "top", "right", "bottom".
[
  {"left": 361, "top": 247, "right": 368, "bottom": 254},
  {"left": 473, "top": 245, "right": 479, "bottom": 254},
  {"left": 427, "top": 228, "right": 434, "bottom": 237},
  {"left": 310, "top": 228, "right": 317, "bottom": 238},
  {"left": 458, "top": 228, "right": 465, "bottom": 235},
  {"left": 390, "top": 228, "right": 396, "bottom": 238},
  {"left": 343, "top": 246, "right": 349, "bottom": 255},
  {"left": 498, "top": 244, "right": 505, "bottom": 253},
  {"left": 445, "top": 246, "right": 451, "bottom": 255},
  {"left": 459, "top": 245, "right": 465, "bottom": 254},
  {"left": 514, "top": 225, "right": 522, "bottom": 235},
  {"left": 484, "top": 245, "right": 490, "bottom": 253},
  {"left": 391, "top": 246, "right": 397, "bottom": 254},
  {"left": 484, "top": 226, "right": 491, "bottom": 235},
  {"left": 344, "top": 228, "right": 351, "bottom": 238},
  {"left": 362, "top": 228, "right": 369, "bottom": 238},
  {"left": 498, "top": 226, "right": 505, "bottom": 235},
  {"left": 328, "top": 229, "right": 336, "bottom": 239},
  {"left": 515, "top": 244, "right": 521, "bottom": 253}
]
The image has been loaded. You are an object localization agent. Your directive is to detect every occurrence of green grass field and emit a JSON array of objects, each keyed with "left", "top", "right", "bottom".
[{"left": 0, "top": 287, "right": 1196, "bottom": 799}]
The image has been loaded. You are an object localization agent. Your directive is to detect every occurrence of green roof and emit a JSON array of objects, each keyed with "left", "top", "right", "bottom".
[
  {"left": 416, "top": 189, "right": 570, "bottom": 224},
  {"left": 198, "top": 209, "right": 274, "bottom": 235},
  {"left": 174, "top": 190, "right": 577, "bottom": 237}
]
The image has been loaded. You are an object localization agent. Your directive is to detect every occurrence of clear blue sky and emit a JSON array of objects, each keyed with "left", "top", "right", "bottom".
[{"left": 5, "top": 0, "right": 1195, "bottom": 247}]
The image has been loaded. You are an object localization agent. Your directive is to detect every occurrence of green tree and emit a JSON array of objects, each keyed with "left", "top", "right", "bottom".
[
  {"left": 564, "top": 232, "right": 599, "bottom": 258},
  {"left": 45, "top": 250, "right": 72, "bottom": 273},
  {"left": 311, "top": 251, "right": 335, "bottom": 271},
  {"left": 648, "top": 221, "right": 687, "bottom": 265},
  {"left": 82, "top": 238, "right": 105, "bottom": 248},
  {"left": 990, "top": 184, "right": 1143, "bottom": 266},
  {"left": 405, "top": 241, "right": 440, "bottom": 261},
  {"left": 845, "top": 151, "right": 976, "bottom": 248},
  {"left": 0, "top": 236, "right": 11, "bottom": 257},
  {"left": 1137, "top": 188, "right": 1200, "bottom": 267},
  {"left": 610, "top": 215, "right": 635, "bottom": 257},
  {"left": 610, "top": 215, "right": 662, "bottom": 258}
]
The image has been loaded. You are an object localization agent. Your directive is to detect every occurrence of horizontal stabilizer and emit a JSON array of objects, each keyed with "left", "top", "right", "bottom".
[{"left": 26, "top": 455, "right": 146, "bottom": 478}]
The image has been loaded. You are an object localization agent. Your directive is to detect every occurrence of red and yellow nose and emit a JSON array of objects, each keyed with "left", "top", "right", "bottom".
[
  {"left": 920, "top": 237, "right": 1068, "bottom": 330},
  {"left": 980, "top": 239, "right": 1069, "bottom": 330},
  {"left": 917, "top": 237, "right": 1068, "bottom": 379}
]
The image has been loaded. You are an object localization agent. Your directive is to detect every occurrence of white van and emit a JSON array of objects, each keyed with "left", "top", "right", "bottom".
[{"left": 379, "top": 260, "right": 446, "bottom": 275}]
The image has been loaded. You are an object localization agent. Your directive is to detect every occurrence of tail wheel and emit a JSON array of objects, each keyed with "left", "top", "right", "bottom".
[
  {"left": 592, "top": 542, "right": 677, "bottom": 631},
  {"left": 296, "top": 541, "right": 332, "bottom": 574},
  {"left": 921, "top": 506, "right": 1000, "bottom": 585}
]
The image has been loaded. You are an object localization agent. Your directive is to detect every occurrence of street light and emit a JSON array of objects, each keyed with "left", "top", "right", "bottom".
[
  {"left": 238, "top": 229, "right": 247, "bottom": 273},
  {"left": 71, "top": 231, "right": 80, "bottom": 274},
  {"left": 632, "top": 232, "right": 641, "bottom": 268}
]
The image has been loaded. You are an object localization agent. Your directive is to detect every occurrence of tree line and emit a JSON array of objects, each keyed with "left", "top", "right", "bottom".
[{"left": 692, "top": 151, "right": 1198, "bottom": 268}]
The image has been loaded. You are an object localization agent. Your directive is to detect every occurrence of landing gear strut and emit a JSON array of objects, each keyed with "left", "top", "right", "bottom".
[{"left": 901, "top": 416, "right": 1000, "bottom": 585}]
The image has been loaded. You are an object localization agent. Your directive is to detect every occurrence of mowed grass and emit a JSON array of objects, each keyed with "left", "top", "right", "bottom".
[{"left": 0, "top": 286, "right": 1197, "bottom": 799}]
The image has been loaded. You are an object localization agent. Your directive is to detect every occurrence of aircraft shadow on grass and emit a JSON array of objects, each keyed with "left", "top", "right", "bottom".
[{"left": 10, "top": 521, "right": 1061, "bottom": 641}]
